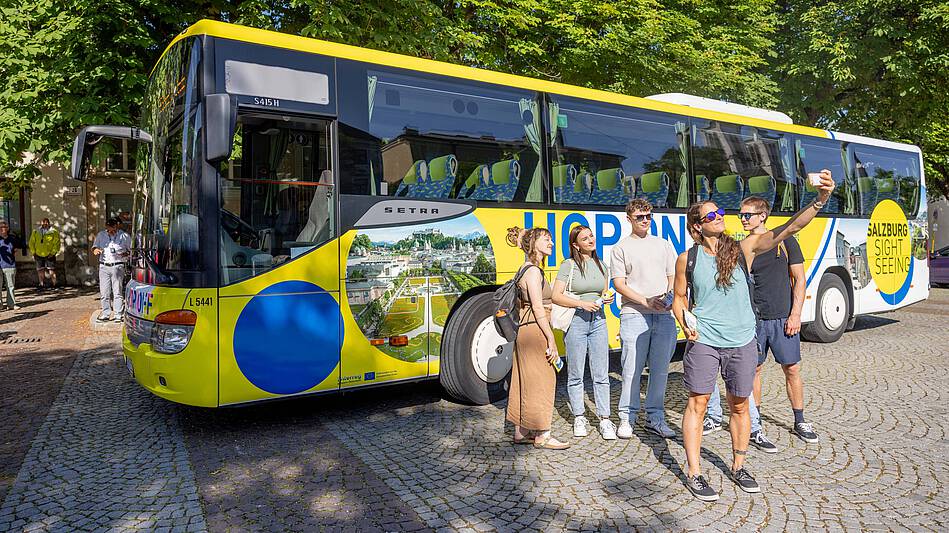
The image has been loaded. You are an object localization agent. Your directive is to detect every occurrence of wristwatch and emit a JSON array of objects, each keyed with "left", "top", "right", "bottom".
[{"left": 812, "top": 199, "right": 825, "bottom": 210}]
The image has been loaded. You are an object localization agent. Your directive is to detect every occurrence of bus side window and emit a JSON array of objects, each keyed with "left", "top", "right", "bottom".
[
  {"left": 849, "top": 143, "right": 921, "bottom": 216},
  {"left": 548, "top": 96, "right": 687, "bottom": 208},
  {"left": 795, "top": 138, "right": 853, "bottom": 214}
]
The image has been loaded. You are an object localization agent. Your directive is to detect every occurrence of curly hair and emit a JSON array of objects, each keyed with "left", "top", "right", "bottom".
[
  {"left": 506, "top": 226, "right": 552, "bottom": 266},
  {"left": 686, "top": 201, "right": 742, "bottom": 289},
  {"left": 625, "top": 198, "right": 653, "bottom": 219}
]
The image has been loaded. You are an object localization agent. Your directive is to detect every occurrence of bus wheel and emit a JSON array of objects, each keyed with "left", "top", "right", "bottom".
[
  {"left": 802, "top": 274, "right": 850, "bottom": 343},
  {"left": 440, "top": 292, "right": 512, "bottom": 405}
]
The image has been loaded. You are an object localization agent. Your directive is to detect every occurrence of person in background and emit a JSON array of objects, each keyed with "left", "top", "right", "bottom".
[
  {"left": 0, "top": 221, "right": 25, "bottom": 310},
  {"left": 506, "top": 226, "right": 570, "bottom": 450},
  {"left": 552, "top": 225, "right": 615, "bottom": 440},
  {"left": 610, "top": 199, "right": 679, "bottom": 439},
  {"left": 672, "top": 171, "right": 834, "bottom": 502},
  {"left": 28, "top": 218, "right": 60, "bottom": 290},
  {"left": 92, "top": 218, "right": 131, "bottom": 322},
  {"left": 704, "top": 197, "right": 818, "bottom": 449}
]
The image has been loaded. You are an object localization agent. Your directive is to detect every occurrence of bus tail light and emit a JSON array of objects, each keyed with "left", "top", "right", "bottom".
[
  {"left": 151, "top": 310, "right": 197, "bottom": 354},
  {"left": 369, "top": 338, "right": 386, "bottom": 346},
  {"left": 389, "top": 335, "right": 408, "bottom": 347}
]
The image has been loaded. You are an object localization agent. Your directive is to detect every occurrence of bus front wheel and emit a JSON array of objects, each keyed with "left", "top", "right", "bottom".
[
  {"left": 440, "top": 292, "right": 512, "bottom": 405},
  {"left": 802, "top": 274, "right": 850, "bottom": 343}
]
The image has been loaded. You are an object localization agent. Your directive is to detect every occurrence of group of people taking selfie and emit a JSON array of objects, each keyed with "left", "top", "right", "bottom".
[{"left": 504, "top": 170, "right": 835, "bottom": 502}]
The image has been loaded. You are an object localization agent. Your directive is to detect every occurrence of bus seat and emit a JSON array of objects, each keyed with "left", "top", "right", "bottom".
[
  {"left": 401, "top": 155, "right": 456, "bottom": 199},
  {"left": 470, "top": 159, "right": 520, "bottom": 201},
  {"left": 694, "top": 174, "right": 710, "bottom": 202},
  {"left": 857, "top": 176, "right": 875, "bottom": 212},
  {"left": 746, "top": 175, "right": 776, "bottom": 204},
  {"left": 874, "top": 177, "right": 899, "bottom": 204},
  {"left": 459, "top": 164, "right": 490, "bottom": 198},
  {"left": 589, "top": 168, "right": 627, "bottom": 205},
  {"left": 638, "top": 172, "right": 669, "bottom": 208},
  {"left": 712, "top": 174, "right": 743, "bottom": 209},
  {"left": 295, "top": 170, "right": 333, "bottom": 244},
  {"left": 394, "top": 160, "right": 429, "bottom": 197},
  {"left": 552, "top": 164, "right": 583, "bottom": 203}
]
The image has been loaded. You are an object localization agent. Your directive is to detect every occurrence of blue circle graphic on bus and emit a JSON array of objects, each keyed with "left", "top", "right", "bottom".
[{"left": 233, "top": 280, "right": 343, "bottom": 395}]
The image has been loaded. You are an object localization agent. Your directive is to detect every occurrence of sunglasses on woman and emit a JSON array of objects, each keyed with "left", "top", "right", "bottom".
[
  {"left": 701, "top": 208, "right": 725, "bottom": 223},
  {"left": 737, "top": 211, "right": 763, "bottom": 221},
  {"left": 630, "top": 213, "right": 653, "bottom": 222}
]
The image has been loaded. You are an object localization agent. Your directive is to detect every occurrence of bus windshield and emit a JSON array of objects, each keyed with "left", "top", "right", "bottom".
[{"left": 132, "top": 36, "right": 203, "bottom": 285}]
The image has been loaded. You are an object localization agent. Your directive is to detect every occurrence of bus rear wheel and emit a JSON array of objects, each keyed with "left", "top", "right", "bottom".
[
  {"left": 802, "top": 273, "right": 850, "bottom": 343},
  {"left": 440, "top": 292, "right": 512, "bottom": 405}
]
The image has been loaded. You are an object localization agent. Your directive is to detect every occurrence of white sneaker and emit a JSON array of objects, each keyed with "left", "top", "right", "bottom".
[
  {"left": 573, "top": 416, "right": 589, "bottom": 438},
  {"left": 599, "top": 419, "right": 617, "bottom": 440},
  {"left": 616, "top": 419, "right": 633, "bottom": 439}
]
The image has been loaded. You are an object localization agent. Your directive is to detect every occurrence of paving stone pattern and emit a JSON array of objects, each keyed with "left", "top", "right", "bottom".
[{"left": 0, "top": 335, "right": 207, "bottom": 532}]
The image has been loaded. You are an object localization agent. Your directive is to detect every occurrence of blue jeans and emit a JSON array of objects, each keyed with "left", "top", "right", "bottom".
[
  {"left": 618, "top": 312, "right": 677, "bottom": 425},
  {"left": 565, "top": 308, "right": 610, "bottom": 419},
  {"left": 706, "top": 381, "right": 762, "bottom": 434}
]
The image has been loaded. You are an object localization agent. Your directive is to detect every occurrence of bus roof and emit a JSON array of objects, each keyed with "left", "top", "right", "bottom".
[{"left": 162, "top": 20, "right": 919, "bottom": 152}]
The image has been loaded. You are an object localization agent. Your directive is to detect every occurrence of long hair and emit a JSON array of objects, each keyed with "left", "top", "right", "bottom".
[
  {"left": 686, "top": 201, "right": 742, "bottom": 289},
  {"left": 567, "top": 225, "right": 604, "bottom": 277},
  {"left": 506, "top": 226, "right": 552, "bottom": 267}
]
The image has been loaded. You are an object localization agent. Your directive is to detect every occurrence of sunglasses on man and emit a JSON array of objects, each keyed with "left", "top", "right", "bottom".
[
  {"left": 630, "top": 213, "right": 652, "bottom": 222},
  {"left": 737, "top": 211, "right": 764, "bottom": 221}
]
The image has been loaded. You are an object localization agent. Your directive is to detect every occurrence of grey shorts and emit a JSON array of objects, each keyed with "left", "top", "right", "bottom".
[
  {"left": 757, "top": 318, "right": 802, "bottom": 366},
  {"left": 683, "top": 339, "right": 758, "bottom": 398},
  {"left": 35, "top": 255, "right": 55, "bottom": 269}
]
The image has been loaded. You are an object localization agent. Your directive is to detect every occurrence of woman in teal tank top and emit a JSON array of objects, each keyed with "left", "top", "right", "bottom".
[{"left": 670, "top": 170, "right": 836, "bottom": 502}]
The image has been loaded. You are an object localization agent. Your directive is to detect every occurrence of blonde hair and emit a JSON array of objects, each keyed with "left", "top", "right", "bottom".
[{"left": 506, "top": 226, "right": 552, "bottom": 266}]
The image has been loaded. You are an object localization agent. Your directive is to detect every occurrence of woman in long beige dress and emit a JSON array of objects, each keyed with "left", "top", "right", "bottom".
[{"left": 505, "top": 226, "right": 570, "bottom": 450}]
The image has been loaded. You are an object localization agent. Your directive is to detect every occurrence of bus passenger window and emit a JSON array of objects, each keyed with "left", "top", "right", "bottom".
[
  {"left": 549, "top": 96, "right": 688, "bottom": 208},
  {"left": 338, "top": 64, "right": 541, "bottom": 202},
  {"left": 691, "top": 120, "right": 796, "bottom": 212},
  {"left": 219, "top": 117, "right": 335, "bottom": 285},
  {"left": 850, "top": 144, "right": 921, "bottom": 216},
  {"left": 795, "top": 139, "right": 853, "bottom": 214}
]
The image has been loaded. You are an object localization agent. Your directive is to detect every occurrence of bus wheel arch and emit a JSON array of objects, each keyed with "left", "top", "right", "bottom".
[
  {"left": 439, "top": 289, "right": 512, "bottom": 405},
  {"left": 802, "top": 270, "right": 851, "bottom": 343}
]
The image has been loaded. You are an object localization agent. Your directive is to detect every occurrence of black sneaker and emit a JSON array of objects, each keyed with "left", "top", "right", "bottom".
[
  {"left": 750, "top": 431, "right": 778, "bottom": 454},
  {"left": 728, "top": 467, "right": 760, "bottom": 493},
  {"left": 793, "top": 422, "right": 819, "bottom": 443},
  {"left": 685, "top": 474, "right": 719, "bottom": 502},
  {"left": 702, "top": 416, "right": 721, "bottom": 436}
]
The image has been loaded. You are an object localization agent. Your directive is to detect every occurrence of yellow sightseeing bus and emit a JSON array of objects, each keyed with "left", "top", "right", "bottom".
[{"left": 71, "top": 20, "right": 929, "bottom": 407}]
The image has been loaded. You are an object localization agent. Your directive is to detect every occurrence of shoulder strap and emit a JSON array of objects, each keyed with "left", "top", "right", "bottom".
[
  {"left": 567, "top": 259, "right": 576, "bottom": 293},
  {"left": 686, "top": 244, "right": 699, "bottom": 309},
  {"left": 737, "top": 248, "right": 760, "bottom": 319}
]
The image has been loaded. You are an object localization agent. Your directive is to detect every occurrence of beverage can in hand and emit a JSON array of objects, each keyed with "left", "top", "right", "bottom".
[{"left": 553, "top": 355, "right": 564, "bottom": 372}]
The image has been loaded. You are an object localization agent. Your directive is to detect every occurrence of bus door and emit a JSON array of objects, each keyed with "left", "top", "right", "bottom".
[{"left": 217, "top": 113, "right": 343, "bottom": 404}]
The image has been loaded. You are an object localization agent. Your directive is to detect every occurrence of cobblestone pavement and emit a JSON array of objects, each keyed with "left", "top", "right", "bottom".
[{"left": 1, "top": 289, "right": 947, "bottom": 532}]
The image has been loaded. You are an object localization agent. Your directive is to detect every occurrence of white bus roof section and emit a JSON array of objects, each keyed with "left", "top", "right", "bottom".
[
  {"left": 645, "top": 93, "right": 795, "bottom": 124},
  {"left": 828, "top": 130, "right": 922, "bottom": 154}
]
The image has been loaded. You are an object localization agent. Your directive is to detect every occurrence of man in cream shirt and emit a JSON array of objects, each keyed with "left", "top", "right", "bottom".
[
  {"left": 610, "top": 198, "right": 679, "bottom": 438},
  {"left": 92, "top": 218, "right": 131, "bottom": 322}
]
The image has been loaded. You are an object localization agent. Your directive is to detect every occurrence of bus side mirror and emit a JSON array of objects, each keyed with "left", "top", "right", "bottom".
[
  {"left": 70, "top": 125, "right": 152, "bottom": 181},
  {"left": 205, "top": 93, "right": 237, "bottom": 163}
]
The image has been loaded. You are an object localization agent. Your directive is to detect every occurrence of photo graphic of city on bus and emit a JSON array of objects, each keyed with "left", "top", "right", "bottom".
[
  {"left": 346, "top": 215, "right": 496, "bottom": 362},
  {"left": 833, "top": 217, "right": 928, "bottom": 292}
]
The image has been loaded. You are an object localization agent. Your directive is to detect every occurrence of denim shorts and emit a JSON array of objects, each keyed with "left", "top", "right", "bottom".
[
  {"left": 683, "top": 339, "right": 758, "bottom": 398},
  {"left": 757, "top": 318, "right": 802, "bottom": 366}
]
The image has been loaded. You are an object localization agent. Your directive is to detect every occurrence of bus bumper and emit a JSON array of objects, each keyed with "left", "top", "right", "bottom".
[{"left": 122, "top": 332, "right": 218, "bottom": 407}]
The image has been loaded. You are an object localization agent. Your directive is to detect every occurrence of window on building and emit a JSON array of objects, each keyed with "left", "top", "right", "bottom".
[
  {"left": 338, "top": 62, "right": 542, "bottom": 202},
  {"left": 692, "top": 120, "right": 796, "bottom": 211},
  {"left": 549, "top": 96, "right": 688, "bottom": 208}
]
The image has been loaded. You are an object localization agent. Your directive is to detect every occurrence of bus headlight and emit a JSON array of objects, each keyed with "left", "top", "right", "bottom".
[{"left": 151, "top": 310, "right": 197, "bottom": 354}]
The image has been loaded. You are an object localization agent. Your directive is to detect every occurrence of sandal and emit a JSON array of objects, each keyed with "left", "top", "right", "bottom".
[
  {"left": 533, "top": 435, "right": 571, "bottom": 450},
  {"left": 513, "top": 431, "right": 534, "bottom": 444}
]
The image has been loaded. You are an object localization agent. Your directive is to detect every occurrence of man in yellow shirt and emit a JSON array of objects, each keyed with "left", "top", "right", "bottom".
[{"left": 28, "top": 218, "right": 60, "bottom": 290}]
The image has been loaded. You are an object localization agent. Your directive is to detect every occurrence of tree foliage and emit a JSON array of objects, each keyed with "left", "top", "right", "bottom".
[{"left": 1, "top": 0, "right": 946, "bottom": 200}]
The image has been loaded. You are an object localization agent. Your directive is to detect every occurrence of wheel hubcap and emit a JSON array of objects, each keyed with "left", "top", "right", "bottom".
[
  {"left": 820, "top": 287, "right": 847, "bottom": 330},
  {"left": 470, "top": 316, "right": 514, "bottom": 383}
]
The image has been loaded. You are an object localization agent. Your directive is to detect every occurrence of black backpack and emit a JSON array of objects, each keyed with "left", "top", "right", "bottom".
[
  {"left": 685, "top": 244, "right": 760, "bottom": 320},
  {"left": 493, "top": 264, "right": 539, "bottom": 342}
]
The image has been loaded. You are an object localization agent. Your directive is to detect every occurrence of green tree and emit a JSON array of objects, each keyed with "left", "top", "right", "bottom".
[
  {"left": 769, "top": 0, "right": 949, "bottom": 200},
  {"left": 472, "top": 253, "right": 495, "bottom": 282}
]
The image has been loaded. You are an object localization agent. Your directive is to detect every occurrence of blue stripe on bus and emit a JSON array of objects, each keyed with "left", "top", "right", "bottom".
[{"left": 805, "top": 218, "right": 836, "bottom": 288}]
